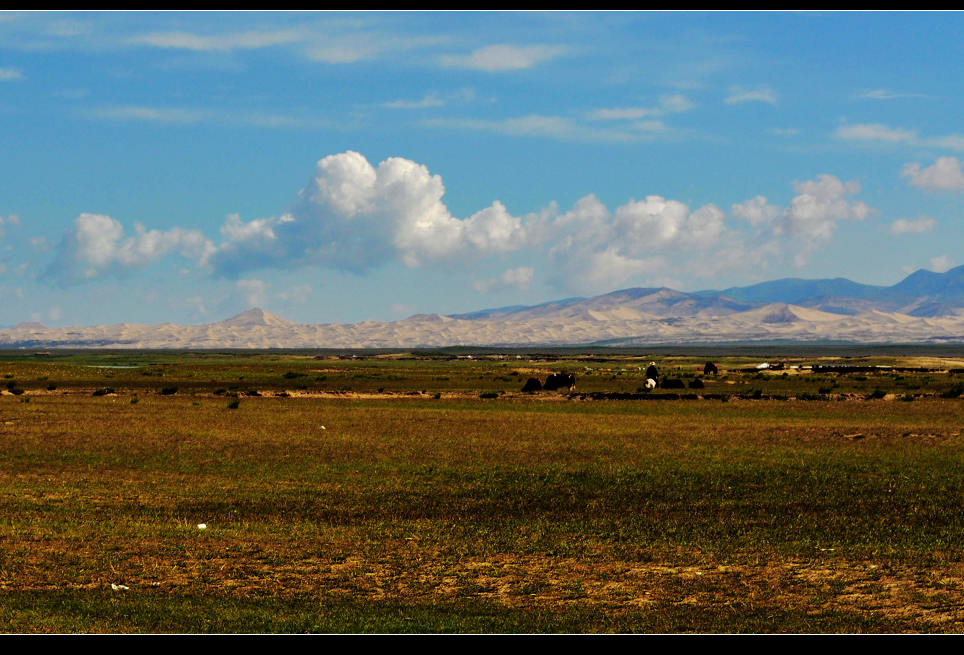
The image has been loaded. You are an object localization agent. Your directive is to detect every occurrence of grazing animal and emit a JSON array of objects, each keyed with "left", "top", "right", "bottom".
[
  {"left": 521, "top": 377, "right": 543, "bottom": 392},
  {"left": 703, "top": 362, "right": 718, "bottom": 375},
  {"left": 543, "top": 372, "right": 576, "bottom": 391},
  {"left": 645, "top": 362, "right": 659, "bottom": 383},
  {"left": 644, "top": 378, "right": 657, "bottom": 390}
]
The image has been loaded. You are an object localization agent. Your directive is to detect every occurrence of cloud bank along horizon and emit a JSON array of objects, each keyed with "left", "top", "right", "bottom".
[{"left": 42, "top": 150, "right": 890, "bottom": 300}]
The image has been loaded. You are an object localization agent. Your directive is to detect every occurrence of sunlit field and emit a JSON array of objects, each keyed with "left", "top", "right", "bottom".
[{"left": 1, "top": 349, "right": 963, "bottom": 633}]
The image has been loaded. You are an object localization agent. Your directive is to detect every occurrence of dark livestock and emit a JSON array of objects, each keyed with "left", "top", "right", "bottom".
[
  {"left": 520, "top": 377, "right": 543, "bottom": 392},
  {"left": 645, "top": 362, "right": 660, "bottom": 383},
  {"left": 543, "top": 372, "right": 576, "bottom": 391}
]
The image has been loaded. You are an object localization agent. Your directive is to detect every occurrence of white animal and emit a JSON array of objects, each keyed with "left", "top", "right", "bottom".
[{"left": 645, "top": 378, "right": 657, "bottom": 389}]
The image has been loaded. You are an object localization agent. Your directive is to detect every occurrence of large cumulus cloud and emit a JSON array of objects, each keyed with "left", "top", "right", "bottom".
[
  {"left": 44, "top": 213, "right": 213, "bottom": 285},
  {"left": 204, "top": 151, "right": 528, "bottom": 275},
  {"left": 41, "top": 152, "right": 876, "bottom": 297}
]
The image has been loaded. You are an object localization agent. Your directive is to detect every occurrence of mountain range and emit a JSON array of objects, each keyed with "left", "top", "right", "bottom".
[{"left": 3, "top": 265, "right": 964, "bottom": 348}]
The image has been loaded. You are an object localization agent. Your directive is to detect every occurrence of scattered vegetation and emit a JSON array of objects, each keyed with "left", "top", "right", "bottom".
[{"left": 0, "top": 349, "right": 962, "bottom": 633}]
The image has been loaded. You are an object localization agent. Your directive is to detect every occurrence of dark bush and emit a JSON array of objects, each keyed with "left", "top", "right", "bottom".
[
  {"left": 941, "top": 383, "right": 964, "bottom": 399},
  {"left": 161, "top": 386, "right": 178, "bottom": 395}
]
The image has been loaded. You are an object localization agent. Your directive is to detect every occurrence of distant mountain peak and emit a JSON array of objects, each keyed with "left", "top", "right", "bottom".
[
  {"left": 217, "top": 308, "right": 292, "bottom": 328},
  {"left": 13, "top": 321, "right": 49, "bottom": 331}
]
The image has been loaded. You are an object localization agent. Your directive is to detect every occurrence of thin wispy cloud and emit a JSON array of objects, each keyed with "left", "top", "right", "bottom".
[
  {"left": 422, "top": 114, "right": 675, "bottom": 144},
  {"left": 383, "top": 93, "right": 445, "bottom": 110},
  {"left": 127, "top": 28, "right": 307, "bottom": 52},
  {"left": 588, "top": 94, "right": 694, "bottom": 121},
  {"left": 724, "top": 86, "right": 777, "bottom": 105},
  {"left": 930, "top": 255, "right": 955, "bottom": 273},
  {"left": 473, "top": 266, "right": 534, "bottom": 293},
  {"left": 856, "top": 88, "right": 930, "bottom": 100},
  {"left": 0, "top": 66, "right": 23, "bottom": 81},
  {"left": 836, "top": 122, "right": 964, "bottom": 152},
  {"left": 304, "top": 33, "right": 448, "bottom": 64},
  {"left": 890, "top": 216, "right": 937, "bottom": 235},
  {"left": 89, "top": 105, "right": 211, "bottom": 124},
  {"left": 440, "top": 44, "right": 567, "bottom": 72},
  {"left": 836, "top": 123, "right": 916, "bottom": 143},
  {"left": 85, "top": 105, "right": 332, "bottom": 129}
]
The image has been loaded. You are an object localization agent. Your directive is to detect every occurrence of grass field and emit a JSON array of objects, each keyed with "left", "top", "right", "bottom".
[{"left": 1, "top": 349, "right": 963, "bottom": 633}]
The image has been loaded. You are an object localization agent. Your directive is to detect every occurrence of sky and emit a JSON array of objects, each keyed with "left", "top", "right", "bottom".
[{"left": 1, "top": 10, "right": 963, "bottom": 327}]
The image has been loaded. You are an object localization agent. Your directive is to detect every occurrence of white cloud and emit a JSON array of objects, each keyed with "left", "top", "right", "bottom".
[
  {"left": 543, "top": 193, "right": 728, "bottom": 294},
  {"left": 235, "top": 278, "right": 268, "bottom": 307},
  {"left": 474, "top": 267, "right": 534, "bottom": 293},
  {"left": 278, "top": 283, "right": 312, "bottom": 304},
  {"left": 588, "top": 94, "right": 695, "bottom": 121},
  {"left": 383, "top": 93, "right": 445, "bottom": 109},
  {"left": 441, "top": 44, "right": 566, "bottom": 72},
  {"left": 731, "top": 196, "right": 782, "bottom": 227},
  {"left": 305, "top": 34, "right": 447, "bottom": 65},
  {"left": 423, "top": 114, "right": 674, "bottom": 144},
  {"left": 856, "top": 88, "right": 929, "bottom": 100},
  {"left": 45, "top": 213, "right": 214, "bottom": 285},
  {"left": 127, "top": 28, "right": 307, "bottom": 52},
  {"left": 930, "top": 255, "right": 955, "bottom": 273},
  {"left": 39, "top": 153, "right": 881, "bottom": 301},
  {"left": 89, "top": 105, "right": 211, "bottom": 124},
  {"left": 383, "top": 89, "right": 477, "bottom": 110},
  {"left": 206, "top": 151, "right": 529, "bottom": 276},
  {"left": 87, "top": 105, "right": 331, "bottom": 129},
  {"left": 836, "top": 123, "right": 964, "bottom": 152},
  {"left": 783, "top": 175, "right": 871, "bottom": 241},
  {"left": 890, "top": 216, "right": 937, "bottom": 235},
  {"left": 0, "top": 66, "right": 23, "bottom": 81},
  {"left": 725, "top": 86, "right": 777, "bottom": 105},
  {"left": 923, "top": 134, "right": 964, "bottom": 151},
  {"left": 835, "top": 123, "right": 917, "bottom": 143},
  {"left": 901, "top": 157, "right": 964, "bottom": 191},
  {"left": 730, "top": 175, "right": 874, "bottom": 258}
]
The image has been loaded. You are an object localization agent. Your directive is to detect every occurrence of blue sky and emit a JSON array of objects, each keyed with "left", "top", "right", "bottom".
[{"left": 1, "top": 10, "right": 962, "bottom": 327}]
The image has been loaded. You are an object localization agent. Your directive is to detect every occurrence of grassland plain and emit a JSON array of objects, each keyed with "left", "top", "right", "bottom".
[{"left": 0, "top": 350, "right": 963, "bottom": 633}]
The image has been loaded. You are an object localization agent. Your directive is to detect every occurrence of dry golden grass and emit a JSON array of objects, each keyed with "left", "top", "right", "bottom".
[{"left": 1, "top": 353, "right": 962, "bottom": 632}]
